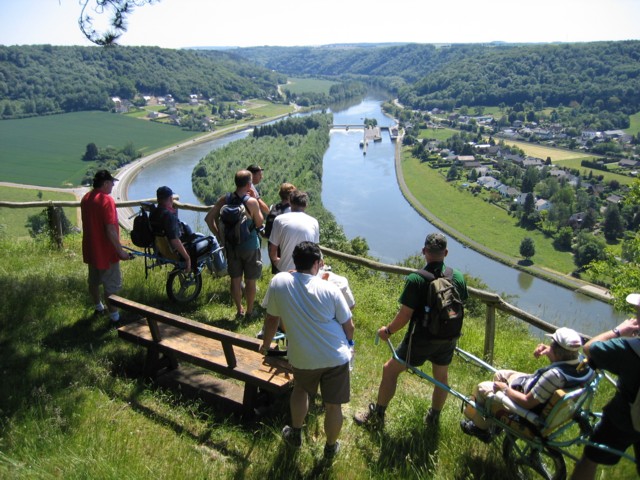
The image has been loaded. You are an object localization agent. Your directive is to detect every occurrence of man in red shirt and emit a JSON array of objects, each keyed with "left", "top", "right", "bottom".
[{"left": 81, "top": 170, "right": 131, "bottom": 326}]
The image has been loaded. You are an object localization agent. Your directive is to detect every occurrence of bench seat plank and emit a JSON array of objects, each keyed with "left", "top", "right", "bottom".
[{"left": 119, "top": 319, "right": 292, "bottom": 393}]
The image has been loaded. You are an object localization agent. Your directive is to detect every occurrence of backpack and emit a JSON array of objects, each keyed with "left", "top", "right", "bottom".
[
  {"left": 130, "top": 204, "right": 155, "bottom": 248},
  {"left": 262, "top": 201, "right": 289, "bottom": 238},
  {"left": 416, "top": 267, "right": 464, "bottom": 339},
  {"left": 218, "top": 193, "right": 253, "bottom": 247}
]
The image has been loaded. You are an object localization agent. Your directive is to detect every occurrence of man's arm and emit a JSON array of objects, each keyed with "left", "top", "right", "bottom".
[
  {"left": 105, "top": 224, "right": 130, "bottom": 260},
  {"left": 259, "top": 314, "right": 281, "bottom": 354},
  {"left": 342, "top": 317, "right": 355, "bottom": 342},
  {"left": 377, "top": 304, "right": 413, "bottom": 342},
  {"left": 492, "top": 381, "right": 541, "bottom": 410},
  {"left": 170, "top": 238, "right": 191, "bottom": 273},
  {"left": 583, "top": 317, "right": 639, "bottom": 357},
  {"left": 268, "top": 242, "right": 280, "bottom": 269},
  {"left": 205, "top": 196, "right": 225, "bottom": 237},
  {"left": 246, "top": 197, "right": 264, "bottom": 229}
]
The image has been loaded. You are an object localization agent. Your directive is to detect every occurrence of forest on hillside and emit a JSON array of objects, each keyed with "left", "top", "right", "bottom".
[
  {"left": 234, "top": 41, "right": 640, "bottom": 117},
  {"left": 0, "top": 45, "right": 285, "bottom": 119}
]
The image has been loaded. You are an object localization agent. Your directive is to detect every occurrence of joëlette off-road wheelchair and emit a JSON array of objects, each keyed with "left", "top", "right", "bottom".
[
  {"left": 125, "top": 202, "right": 226, "bottom": 303},
  {"left": 378, "top": 336, "right": 637, "bottom": 480}
]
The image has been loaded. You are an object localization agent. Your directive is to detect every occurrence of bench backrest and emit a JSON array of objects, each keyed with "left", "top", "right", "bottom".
[{"left": 108, "top": 295, "right": 262, "bottom": 369}]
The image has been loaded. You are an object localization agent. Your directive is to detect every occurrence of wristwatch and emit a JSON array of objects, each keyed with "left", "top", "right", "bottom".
[{"left": 612, "top": 327, "right": 621, "bottom": 337}]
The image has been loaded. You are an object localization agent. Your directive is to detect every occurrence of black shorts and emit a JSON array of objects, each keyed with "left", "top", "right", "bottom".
[
  {"left": 396, "top": 333, "right": 456, "bottom": 367},
  {"left": 584, "top": 413, "right": 640, "bottom": 466}
]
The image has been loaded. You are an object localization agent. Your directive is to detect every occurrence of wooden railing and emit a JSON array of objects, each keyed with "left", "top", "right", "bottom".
[{"left": 1, "top": 198, "right": 570, "bottom": 363}]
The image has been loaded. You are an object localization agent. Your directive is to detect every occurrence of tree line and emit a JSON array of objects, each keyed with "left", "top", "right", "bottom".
[
  {"left": 191, "top": 113, "right": 368, "bottom": 256},
  {"left": 0, "top": 45, "right": 286, "bottom": 119}
]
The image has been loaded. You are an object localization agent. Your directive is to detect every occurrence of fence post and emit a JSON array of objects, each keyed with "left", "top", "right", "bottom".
[
  {"left": 47, "top": 205, "right": 63, "bottom": 249},
  {"left": 483, "top": 303, "right": 497, "bottom": 364}
]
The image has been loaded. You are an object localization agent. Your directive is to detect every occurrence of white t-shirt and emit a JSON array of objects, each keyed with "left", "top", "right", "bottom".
[
  {"left": 266, "top": 271, "right": 352, "bottom": 369},
  {"left": 269, "top": 211, "right": 319, "bottom": 272}
]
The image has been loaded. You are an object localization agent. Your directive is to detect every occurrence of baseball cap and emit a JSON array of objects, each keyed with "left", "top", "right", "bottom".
[
  {"left": 156, "top": 186, "right": 174, "bottom": 200},
  {"left": 424, "top": 233, "right": 447, "bottom": 252},
  {"left": 626, "top": 293, "right": 640, "bottom": 307},
  {"left": 93, "top": 169, "right": 118, "bottom": 183},
  {"left": 546, "top": 327, "right": 582, "bottom": 351},
  {"left": 247, "top": 164, "right": 263, "bottom": 173}
]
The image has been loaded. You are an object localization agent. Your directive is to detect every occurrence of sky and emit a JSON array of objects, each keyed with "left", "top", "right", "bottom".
[{"left": 1, "top": 0, "right": 639, "bottom": 48}]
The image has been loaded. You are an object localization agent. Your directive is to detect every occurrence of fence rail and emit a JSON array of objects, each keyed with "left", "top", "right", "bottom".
[{"left": 2, "top": 198, "right": 577, "bottom": 363}]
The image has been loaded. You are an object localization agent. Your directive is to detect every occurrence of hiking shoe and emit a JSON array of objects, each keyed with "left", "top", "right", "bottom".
[
  {"left": 460, "top": 419, "right": 493, "bottom": 444},
  {"left": 281, "top": 425, "right": 302, "bottom": 448},
  {"left": 353, "top": 403, "right": 384, "bottom": 429},
  {"left": 256, "top": 328, "right": 264, "bottom": 339},
  {"left": 323, "top": 441, "right": 340, "bottom": 460},
  {"left": 424, "top": 408, "right": 440, "bottom": 426},
  {"left": 245, "top": 310, "right": 262, "bottom": 322}
]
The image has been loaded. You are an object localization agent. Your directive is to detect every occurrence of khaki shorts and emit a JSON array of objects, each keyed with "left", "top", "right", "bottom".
[
  {"left": 227, "top": 247, "right": 262, "bottom": 280},
  {"left": 88, "top": 263, "right": 122, "bottom": 297},
  {"left": 292, "top": 362, "right": 350, "bottom": 404}
]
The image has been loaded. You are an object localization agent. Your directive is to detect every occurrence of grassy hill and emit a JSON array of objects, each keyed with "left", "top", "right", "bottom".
[{"left": 0, "top": 234, "right": 635, "bottom": 479}]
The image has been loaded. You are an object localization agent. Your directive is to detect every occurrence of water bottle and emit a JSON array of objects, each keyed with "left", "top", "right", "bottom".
[{"left": 348, "top": 340, "right": 355, "bottom": 371}]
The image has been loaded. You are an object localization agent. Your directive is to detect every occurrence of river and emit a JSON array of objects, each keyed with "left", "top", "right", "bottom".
[{"left": 127, "top": 96, "right": 626, "bottom": 337}]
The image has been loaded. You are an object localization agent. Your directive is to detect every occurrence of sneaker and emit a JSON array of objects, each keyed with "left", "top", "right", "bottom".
[
  {"left": 353, "top": 403, "right": 384, "bottom": 429},
  {"left": 256, "top": 328, "right": 264, "bottom": 339},
  {"left": 424, "top": 408, "right": 440, "bottom": 426},
  {"left": 323, "top": 441, "right": 340, "bottom": 460},
  {"left": 460, "top": 419, "right": 493, "bottom": 444},
  {"left": 93, "top": 308, "right": 106, "bottom": 316},
  {"left": 281, "top": 425, "right": 302, "bottom": 448},
  {"left": 245, "top": 310, "right": 262, "bottom": 322}
]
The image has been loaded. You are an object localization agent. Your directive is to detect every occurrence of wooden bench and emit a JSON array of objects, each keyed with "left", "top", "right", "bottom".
[{"left": 108, "top": 295, "right": 293, "bottom": 415}]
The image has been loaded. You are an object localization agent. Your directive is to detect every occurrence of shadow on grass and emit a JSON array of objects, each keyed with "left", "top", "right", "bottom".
[{"left": 517, "top": 259, "right": 534, "bottom": 266}]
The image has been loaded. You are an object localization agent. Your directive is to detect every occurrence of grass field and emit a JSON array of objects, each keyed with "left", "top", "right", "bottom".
[
  {"left": 284, "top": 77, "right": 340, "bottom": 95},
  {"left": 0, "top": 112, "right": 199, "bottom": 187},
  {"left": 625, "top": 111, "right": 640, "bottom": 135},
  {"left": 401, "top": 153, "right": 578, "bottom": 275},
  {"left": 0, "top": 186, "right": 78, "bottom": 239}
]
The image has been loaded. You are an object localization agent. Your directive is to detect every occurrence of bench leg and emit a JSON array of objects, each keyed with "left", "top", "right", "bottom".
[
  {"left": 144, "top": 348, "right": 178, "bottom": 377},
  {"left": 242, "top": 384, "right": 259, "bottom": 414}
]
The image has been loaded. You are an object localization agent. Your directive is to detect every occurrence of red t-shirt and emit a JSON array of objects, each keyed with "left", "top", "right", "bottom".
[{"left": 81, "top": 190, "right": 120, "bottom": 269}]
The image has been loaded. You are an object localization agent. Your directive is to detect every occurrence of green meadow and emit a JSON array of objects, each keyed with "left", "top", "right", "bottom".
[
  {"left": 0, "top": 112, "right": 198, "bottom": 187},
  {"left": 284, "top": 77, "right": 340, "bottom": 95}
]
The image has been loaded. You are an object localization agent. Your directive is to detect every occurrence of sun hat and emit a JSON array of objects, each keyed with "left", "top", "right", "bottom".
[{"left": 546, "top": 327, "right": 582, "bottom": 351}]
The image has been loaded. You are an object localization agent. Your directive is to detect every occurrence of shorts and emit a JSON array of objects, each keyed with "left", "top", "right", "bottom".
[
  {"left": 226, "top": 247, "right": 262, "bottom": 280},
  {"left": 396, "top": 333, "right": 456, "bottom": 367},
  {"left": 292, "top": 362, "right": 350, "bottom": 404},
  {"left": 88, "top": 263, "right": 122, "bottom": 296},
  {"left": 584, "top": 413, "right": 640, "bottom": 466}
]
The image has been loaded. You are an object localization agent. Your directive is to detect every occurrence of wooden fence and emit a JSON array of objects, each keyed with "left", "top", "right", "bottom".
[{"left": 1, "top": 198, "right": 572, "bottom": 363}]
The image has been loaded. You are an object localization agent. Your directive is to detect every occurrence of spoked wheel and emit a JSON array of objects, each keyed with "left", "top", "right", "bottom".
[
  {"left": 166, "top": 269, "right": 202, "bottom": 303},
  {"left": 502, "top": 434, "right": 566, "bottom": 480}
]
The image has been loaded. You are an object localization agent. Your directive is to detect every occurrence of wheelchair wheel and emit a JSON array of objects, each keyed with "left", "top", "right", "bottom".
[
  {"left": 502, "top": 434, "right": 566, "bottom": 480},
  {"left": 166, "top": 269, "right": 202, "bottom": 303}
]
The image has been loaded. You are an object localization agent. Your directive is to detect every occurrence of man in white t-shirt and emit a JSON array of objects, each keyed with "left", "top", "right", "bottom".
[
  {"left": 268, "top": 190, "right": 319, "bottom": 273},
  {"left": 259, "top": 241, "right": 354, "bottom": 460}
]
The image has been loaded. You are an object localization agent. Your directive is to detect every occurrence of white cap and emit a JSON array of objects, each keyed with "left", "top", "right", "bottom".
[
  {"left": 546, "top": 327, "right": 582, "bottom": 351},
  {"left": 626, "top": 293, "right": 640, "bottom": 307}
]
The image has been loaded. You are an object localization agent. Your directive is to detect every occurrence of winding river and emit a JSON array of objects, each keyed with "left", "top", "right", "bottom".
[{"left": 127, "top": 96, "right": 625, "bottom": 337}]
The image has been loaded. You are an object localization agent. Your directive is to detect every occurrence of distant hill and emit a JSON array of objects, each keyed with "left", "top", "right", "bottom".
[
  {"left": 0, "top": 45, "right": 286, "bottom": 119},
  {"left": 231, "top": 41, "right": 640, "bottom": 114}
]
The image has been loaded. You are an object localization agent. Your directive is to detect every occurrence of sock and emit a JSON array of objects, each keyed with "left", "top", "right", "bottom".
[{"left": 109, "top": 311, "right": 120, "bottom": 322}]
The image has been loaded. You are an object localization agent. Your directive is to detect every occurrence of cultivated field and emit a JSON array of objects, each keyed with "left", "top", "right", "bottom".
[
  {"left": 0, "top": 112, "right": 198, "bottom": 187},
  {"left": 283, "top": 77, "right": 340, "bottom": 95}
]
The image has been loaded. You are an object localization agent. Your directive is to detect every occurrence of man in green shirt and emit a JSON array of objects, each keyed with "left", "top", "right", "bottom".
[{"left": 354, "top": 233, "right": 468, "bottom": 429}]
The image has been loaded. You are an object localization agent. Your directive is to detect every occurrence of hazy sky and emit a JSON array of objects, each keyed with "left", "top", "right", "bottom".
[{"left": 1, "top": 0, "right": 639, "bottom": 48}]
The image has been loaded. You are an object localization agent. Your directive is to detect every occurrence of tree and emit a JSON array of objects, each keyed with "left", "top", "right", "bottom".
[
  {"left": 83, "top": 142, "right": 99, "bottom": 161},
  {"left": 574, "top": 231, "right": 606, "bottom": 269},
  {"left": 520, "top": 237, "right": 535, "bottom": 261},
  {"left": 603, "top": 204, "right": 624, "bottom": 241},
  {"left": 79, "top": 0, "right": 159, "bottom": 46}
]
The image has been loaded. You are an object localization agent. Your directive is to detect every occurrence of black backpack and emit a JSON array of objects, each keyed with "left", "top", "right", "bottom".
[
  {"left": 130, "top": 204, "right": 156, "bottom": 248},
  {"left": 416, "top": 267, "right": 464, "bottom": 339},
  {"left": 218, "top": 193, "right": 253, "bottom": 247},
  {"left": 262, "top": 201, "right": 289, "bottom": 239}
]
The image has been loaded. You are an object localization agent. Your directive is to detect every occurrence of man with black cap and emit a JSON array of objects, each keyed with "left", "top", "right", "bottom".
[
  {"left": 81, "top": 169, "right": 131, "bottom": 326},
  {"left": 571, "top": 293, "right": 640, "bottom": 479},
  {"left": 150, "top": 186, "right": 192, "bottom": 273},
  {"left": 354, "top": 232, "right": 467, "bottom": 429},
  {"left": 246, "top": 164, "right": 269, "bottom": 217}
]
